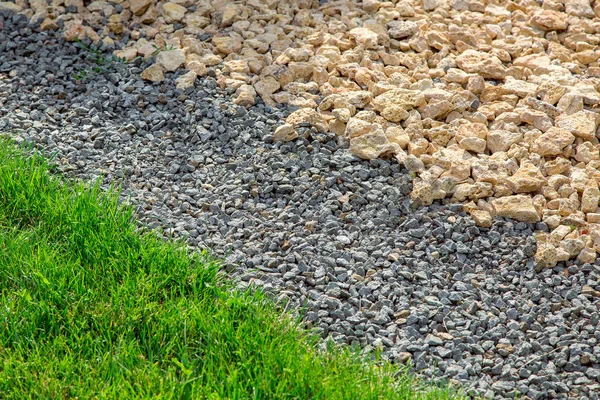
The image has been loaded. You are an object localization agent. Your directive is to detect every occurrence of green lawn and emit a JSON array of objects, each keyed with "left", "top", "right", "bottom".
[{"left": 0, "top": 138, "right": 461, "bottom": 399}]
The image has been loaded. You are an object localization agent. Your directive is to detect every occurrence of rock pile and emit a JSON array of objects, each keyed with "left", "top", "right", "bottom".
[
  {"left": 6, "top": 9, "right": 600, "bottom": 398},
  {"left": 10, "top": 0, "right": 600, "bottom": 267}
]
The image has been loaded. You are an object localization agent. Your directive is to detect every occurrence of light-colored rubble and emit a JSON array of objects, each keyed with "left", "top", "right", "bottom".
[{"left": 19, "top": 0, "right": 600, "bottom": 269}]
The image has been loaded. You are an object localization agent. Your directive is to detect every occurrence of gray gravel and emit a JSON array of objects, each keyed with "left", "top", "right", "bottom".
[{"left": 3, "top": 11, "right": 600, "bottom": 400}]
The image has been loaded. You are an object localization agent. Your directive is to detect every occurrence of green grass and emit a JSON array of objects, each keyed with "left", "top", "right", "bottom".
[{"left": 0, "top": 138, "right": 462, "bottom": 399}]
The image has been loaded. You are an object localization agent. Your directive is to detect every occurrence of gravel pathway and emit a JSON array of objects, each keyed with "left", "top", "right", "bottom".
[{"left": 3, "top": 12, "right": 600, "bottom": 400}]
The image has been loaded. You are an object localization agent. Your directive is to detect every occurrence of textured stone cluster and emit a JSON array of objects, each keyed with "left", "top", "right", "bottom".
[{"left": 10, "top": 0, "right": 600, "bottom": 268}]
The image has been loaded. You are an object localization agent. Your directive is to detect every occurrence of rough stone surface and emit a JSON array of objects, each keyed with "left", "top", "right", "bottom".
[{"left": 6, "top": 6, "right": 600, "bottom": 400}]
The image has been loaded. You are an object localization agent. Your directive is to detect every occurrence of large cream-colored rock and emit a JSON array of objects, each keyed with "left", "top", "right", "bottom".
[
  {"left": 410, "top": 179, "right": 447, "bottom": 206},
  {"left": 232, "top": 84, "right": 255, "bottom": 106},
  {"left": 349, "top": 132, "right": 397, "bottom": 160},
  {"left": 456, "top": 50, "right": 506, "bottom": 80},
  {"left": 140, "top": 5, "right": 158, "bottom": 24},
  {"left": 0, "top": 2, "right": 21, "bottom": 11},
  {"left": 345, "top": 118, "right": 383, "bottom": 138},
  {"left": 555, "top": 111, "right": 598, "bottom": 141},
  {"left": 387, "top": 20, "right": 419, "bottom": 39},
  {"left": 487, "top": 130, "right": 523, "bottom": 153},
  {"left": 220, "top": 4, "right": 238, "bottom": 27},
  {"left": 544, "top": 157, "right": 571, "bottom": 176},
  {"left": 501, "top": 77, "right": 538, "bottom": 98},
  {"left": 520, "top": 110, "right": 553, "bottom": 132},
  {"left": 455, "top": 122, "right": 487, "bottom": 153},
  {"left": 175, "top": 70, "right": 196, "bottom": 90},
  {"left": 530, "top": 127, "right": 575, "bottom": 156},
  {"left": 507, "top": 161, "right": 546, "bottom": 193},
  {"left": 561, "top": 238, "right": 586, "bottom": 257},
  {"left": 185, "top": 54, "right": 207, "bottom": 76},
  {"left": 453, "top": 182, "right": 493, "bottom": 201},
  {"left": 348, "top": 27, "right": 379, "bottom": 49},
  {"left": 577, "top": 248, "right": 597, "bottom": 264},
  {"left": 286, "top": 109, "right": 327, "bottom": 132},
  {"left": 273, "top": 124, "right": 298, "bottom": 142},
  {"left": 156, "top": 49, "right": 186, "bottom": 72},
  {"left": 470, "top": 209, "right": 493, "bottom": 227},
  {"left": 385, "top": 126, "right": 410, "bottom": 149},
  {"left": 161, "top": 2, "right": 187, "bottom": 23},
  {"left": 372, "top": 89, "right": 425, "bottom": 122},
  {"left": 491, "top": 195, "right": 540, "bottom": 223},
  {"left": 254, "top": 76, "right": 280, "bottom": 97},
  {"left": 566, "top": 0, "right": 594, "bottom": 18},
  {"left": 114, "top": 47, "right": 138, "bottom": 62},
  {"left": 212, "top": 35, "right": 242, "bottom": 55},
  {"left": 575, "top": 142, "right": 599, "bottom": 163},
  {"left": 529, "top": 10, "right": 568, "bottom": 31},
  {"left": 582, "top": 187, "right": 600, "bottom": 213},
  {"left": 459, "top": 137, "right": 487, "bottom": 153},
  {"left": 535, "top": 242, "right": 559, "bottom": 269},
  {"left": 420, "top": 100, "right": 453, "bottom": 120},
  {"left": 129, "top": 0, "right": 151, "bottom": 15},
  {"left": 140, "top": 64, "right": 164, "bottom": 82}
]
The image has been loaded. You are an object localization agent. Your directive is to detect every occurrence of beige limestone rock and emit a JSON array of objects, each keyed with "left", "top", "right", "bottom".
[
  {"left": 507, "top": 161, "right": 546, "bottom": 193},
  {"left": 113, "top": 47, "right": 137, "bottom": 62},
  {"left": 212, "top": 35, "right": 242, "bottom": 55},
  {"left": 349, "top": 132, "right": 397, "bottom": 160},
  {"left": 233, "top": 85, "right": 256, "bottom": 106},
  {"left": 161, "top": 2, "right": 186, "bottom": 23},
  {"left": 456, "top": 50, "right": 506, "bottom": 80},
  {"left": 529, "top": 10, "right": 568, "bottom": 31},
  {"left": 63, "top": 20, "right": 86, "bottom": 41},
  {"left": 577, "top": 248, "right": 597, "bottom": 264},
  {"left": 254, "top": 76, "right": 280, "bottom": 98},
  {"left": 0, "top": 2, "right": 21, "bottom": 11},
  {"left": 501, "top": 77, "right": 538, "bottom": 98},
  {"left": 555, "top": 111, "right": 598, "bottom": 141},
  {"left": 140, "top": 64, "right": 164, "bottom": 82},
  {"left": 156, "top": 49, "right": 185, "bottom": 72},
  {"left": 582, "top": 187, "right": 600, "bottom": 213},
  {"left": 459, "top": 137, "right": 487, "bottom": 153},
  {"left": 575, "top": 142, "right": 599, "bottom": 163},
  {"left": 410, "top": 179, "right": 446, "bottom": 206},
  {"left": 286, "top": 109, "right": 327, "bottom": 132},
  {"left": 420, "top": 100, "right": 453, "bottom": 120},
  {"left": 348, "top": 27, "right": 379, "bottom": 49},
  {"left": 273, "top": 124, "right": 298, "bottom": 142},
  {"left": 520, "top": 110, "right": 553, "bottom": 132},
  {"left": 531, "top": 127, "right": 576, "bottom": 157},
  {"left": 535, "top": 242, "right": 559, "bottom": 269},
  {"left": 129, "top": 0, "right": 151, "bottom": 16},
  {"left": 556, "top": 93, "right": 583, "bottom": 114},
  {"left": 40, "top": 17, "right": 58, "bottom": 31},
  {"left": 487, "top": 130, "right": 523, "bottom": 153},
  {"left": 345, "top": 118, "right": 383, "bottom": 139},
  {"left": 470, "top": 209, "right": 493, "bottom": 227},
  {"left": 561, "top": 238, "right": 586, "bottom": 257},
  {"left": 492, "top": 195, "right": 540, "bottom": 223},
  {"left": 185, "top": 54, "right": 207, "bottom": 76},
  {"left": 220, "top": 4, "right": 238, "bottom": 28},
  {"left": 139, "top": 5, "right": 158, "bottom": 24},
  {"left": 387, "top": 20, "right": 418, "bottom": 40},
  {"left": 175, "top": 70, "right": 196, "bottom": 90},
  {"left": 372, "top": 89, "right": 425, "bottom": 122},
  {"left": 385, "top": 126, "right": 410, "bottom": 149}
]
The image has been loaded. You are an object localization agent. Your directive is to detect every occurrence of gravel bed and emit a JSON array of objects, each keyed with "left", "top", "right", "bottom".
[{"left": 3, "top": 12, "right": 600, "bottom": 400}]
